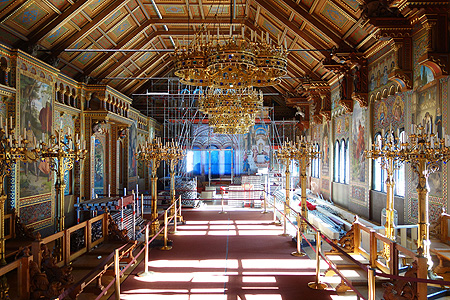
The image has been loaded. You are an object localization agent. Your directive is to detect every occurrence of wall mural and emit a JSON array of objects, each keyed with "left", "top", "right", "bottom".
[
  {"left": 55, "top": 113, "right": 75, "bottom": 195},
  {"left": 410, "top": 85, "right": 442, "bottom": 197},
  {"left": 250, "top": 124, "right": 270, "bottom": 169},
  {"left": 322, "top": 122, "right": 330, "bottom": 177},
  {"left": 19, "top": 73, "right": 53, "bottom": 198},
  {"left": 94, "top": 137, "right": 104, "bottom": 195},
  {"left": 368, "top": 49, "right": 395, "bottom": 92},
  {"left": 137, "top": 133, "right": 146, "bottom": 179},
  {"left": 351, "top": 101, "right": 366, "bottom": 183},
  {"left": 128, "top": 121, "right": 137, "bottom": 179},
  {"left": 374, "top": 94, "right": 405, "bottom": 132}
]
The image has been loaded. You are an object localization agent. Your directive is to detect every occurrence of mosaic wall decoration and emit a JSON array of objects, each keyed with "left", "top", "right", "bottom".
[
  {"left": 334, "top": 115, "right": 350, "bottom": 140},
  {"left": 322, "top": 122, "right": 330, "bottom": 177},
  {"left": 331, "top": 83, "right": 341, "bottom": 112},
  {"left": 20, "top": 201, "right": 52, "bottom": 228},
  {"left": 415, "top": 65, "right": 435, "bottom": 90},
  {"left": 374, "top": 94, "right": 405, "bottom": 132},
  {"left": 368, "top": 50, "right": 395, "bottom": 92},
  {"left": 321, "top": 178, "right": 330, "bottom": 191},
  {"left": 128, "top": 121, "right": 137, "bottom": 178},
  {"left": 351, "top": 186, "right": 365, "bottom": 201},
  {"left": 18, "top": 73, "right": 53, "bottom": 198},
  {"left": 137, "top": 133, "right": 145, "bottom": 179},
  {"left": 249, "top": 125, "right": 270, "bottom": 170},
  {"left": 351, "top": 101, "right": 366, "bottom": 183},
  {"left": 412, "top": 33, "right": 428, "bottom": 89}
]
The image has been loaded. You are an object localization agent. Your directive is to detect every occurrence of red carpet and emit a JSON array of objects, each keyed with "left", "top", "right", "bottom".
[{"left": 114, "top": 208, "right": 337, "bottom": 300}]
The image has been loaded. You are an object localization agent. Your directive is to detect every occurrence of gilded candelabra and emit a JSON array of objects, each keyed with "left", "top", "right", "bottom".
[
  {"left": 277, "top": 140, "right": 296, "bottom": 220},
  {"left": 400, "top": 124, "right": 450, "bottom": 270},
  {"left": 163, "top": 140, "right": 185, "bottom": 220},
  {"left": 291, "top": 136, "right": 319, "bottom": 234},
  {"left": 0, "top": 118, "right": 40, "bottom": 265},
  {"left": 39, "top": 128, "right": 86, "bottom": 233},
  {"left": 136, "top": 137, "right": 165, "bottom": 235},
  {"left": 365, "top": 127, "right": 405, "bottom": 261}
]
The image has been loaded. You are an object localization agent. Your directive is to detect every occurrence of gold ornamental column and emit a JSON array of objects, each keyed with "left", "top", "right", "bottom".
[
  {"left": 291, "top": 136, "right": 319, "bottom": 233},
  {"left": 365, "top": 130, "right": 404, "bottom": 261},
  {"left": 136, "top": 138, "right": 165, "bottom": 235},
  {"left": 163, "top": 140, "right": 185, "bottom": 219},
  {"left": 402, "top": 124, "right": 450, "bottom": 274}
]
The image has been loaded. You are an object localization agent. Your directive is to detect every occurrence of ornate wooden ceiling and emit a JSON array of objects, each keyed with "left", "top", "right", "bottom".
[{"left": 0, "top": 0, "right": 442, "bottom": 119}]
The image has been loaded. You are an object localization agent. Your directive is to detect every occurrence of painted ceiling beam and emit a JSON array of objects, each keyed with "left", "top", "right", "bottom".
[
  {"left": 0, "top": 0, "right": 27, "bottom": 24},
  {"left": 255, "top": 0, "right": 327, "bottom": 50},
  {"left": 278, "top": 0, "right": 345, "bottom": 47},
  {"left": 126, "top": 59, "right": 173, "bottom": 94},
  {"left": 117, "top": 53, "right": 170, "bottom": 91},
  {"left": 52, "top": 0, "right": 131, "bottom": 56}
]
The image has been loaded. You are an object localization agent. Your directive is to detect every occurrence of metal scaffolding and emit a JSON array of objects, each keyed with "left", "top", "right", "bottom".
[{"left": 135, "top": 79, "right": 299, "bottom": 188}]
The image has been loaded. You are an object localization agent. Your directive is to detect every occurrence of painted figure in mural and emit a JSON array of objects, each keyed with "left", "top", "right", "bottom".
[
  {"left": 435, "top": 107, "right": 442, "bottom": 138},
  {"left": 378, "top": 101, "right": 387, "bottom": 126},
  {"left": 243, "top": 151, "right": 249, "bottom": 173},
  {"left": 356, "top": 121, "right": 365, "bottom": 161},
  {"left": 392, "top": 96, "right": 404, "bottom": 122},
  {"left": 422, "top": 112, "right": 433, "bottom": 134},
  {"left": 39, "top": 102, "right": 52, "bottom": 135},
  {"left": 323, "top": 135, "right": 329, "bottom": 166},
  {"left": 381, "top": 65, "right": 389, "bottom": 85},
  {"left": 24, "top": 121, "right": 38, "bottom": 177},
  {"left": 369, "top": 74, "right": 375, "bottom": 91}
]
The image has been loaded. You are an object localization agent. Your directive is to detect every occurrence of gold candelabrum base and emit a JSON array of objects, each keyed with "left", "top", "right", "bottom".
[
  {"left": 277, "top": 137, "right": 318, "bottom": 234},
  {"left": 365, "top": 124, "right": 450, "bottom": 266}
]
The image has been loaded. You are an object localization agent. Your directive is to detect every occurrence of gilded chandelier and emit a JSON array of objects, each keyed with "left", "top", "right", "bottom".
[{"left": 174, "top": 27, "right": 287, "bottom": 134}]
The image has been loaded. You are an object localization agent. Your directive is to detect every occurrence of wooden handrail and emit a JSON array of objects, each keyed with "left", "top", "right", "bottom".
[{"left": 0, "top": 256, "right": 32, "bottom": 299}]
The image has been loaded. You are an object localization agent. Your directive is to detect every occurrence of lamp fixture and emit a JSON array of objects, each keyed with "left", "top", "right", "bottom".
[{"left": 173, "top": 25, "right": 287, "bottom": 134}]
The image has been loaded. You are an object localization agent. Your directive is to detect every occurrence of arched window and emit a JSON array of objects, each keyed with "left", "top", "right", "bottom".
[
  {"left": 339, "top": 139, "right": 346, "bottom": 183},
  {"left": 311, "top": 144, "right": 320, "bottom": 178},
  {"left": 394, "top": 130, "right": 405, "bottom": 197},
  {"left": 373, "top": 133, "right": 383, "bottom": 191},
  {"left": 334, "top": 140, "right": 340, "bottom": 182},
  {"left": 345, "top": 138, "right": 350, "bottom": 184},
  {"left": 315, "top": 144, "right": 320, "bottom": 178}
]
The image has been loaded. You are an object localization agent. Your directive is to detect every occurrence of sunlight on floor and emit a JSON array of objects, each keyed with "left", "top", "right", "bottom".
[{"left": 126, "top": 217, "right": 325, "bottom": 299}]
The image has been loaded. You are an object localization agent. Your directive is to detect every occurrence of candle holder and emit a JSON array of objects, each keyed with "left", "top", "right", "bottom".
[
  {"left": 0, "top": 118, "right": 40, "bottom": 266},
  {"left": 291, "top": 137, "right": 319, "bottom": 235},
  {"left": 39, "top": 128, "right": 86, "bottom": 260},
  {"left": 163, "top": 140, "right": 185, "bottom": 221},
  {"left": 136, "top": 138, "right": 166, "bottom": 235},
  {"left": 365, "top": 128, "right": 405, "bottom": 262},
  {"left": 400, "top": 124, "right": 450, "bottom": 273},
  {"left": 276, "top": 140, "right": 296, "bottom": 225}
]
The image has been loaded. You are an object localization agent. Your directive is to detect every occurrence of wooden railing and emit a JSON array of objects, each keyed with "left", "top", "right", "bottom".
[
  {"left": 353, "top": 221, "right": 417, "bottom": 275},
  {"left": 0, "top": 256, "right": 32, "bottom": 299},
  {"left": 4, "top": 213, "right": 14, "bottom": 240},
  {"left": 32, "top": 213, "right": 108, "bottom": 268},
  {"left": 439, "top": 213, "right": 450, "bottom": 243}
]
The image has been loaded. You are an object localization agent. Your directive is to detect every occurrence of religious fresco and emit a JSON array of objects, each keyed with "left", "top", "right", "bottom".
[
  {"left": 128, "top": 121, "right": 137, "bottom": 178},
  {"left": 249, "top": 124, "right": 270, "bottom": 169},
  {"left": 94, "top": 137, "right": 104, "bottom": 195},
  {"left": 137, "top": 133, "right": 146, "bottom": 179},
  {"left": 368, "top": 49, "right": 395, "bottom": 92},
  {"left": 351, "top": 101, "right": 366, "bottom": 183},
  {"left": 322, "top": 122, "right": 330, "bottom": 177},
  {"left": 19, "top": 73, "right": 53, "bottom": 198},
  {"left": 374, "top": 95, "right": 405, "bottom": 132},
  {"left": 335, "top": 115, "right": 350, "bottom": 140},
  {"left": 410, "top": 85, "right": 442, "bottom": 197}
]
